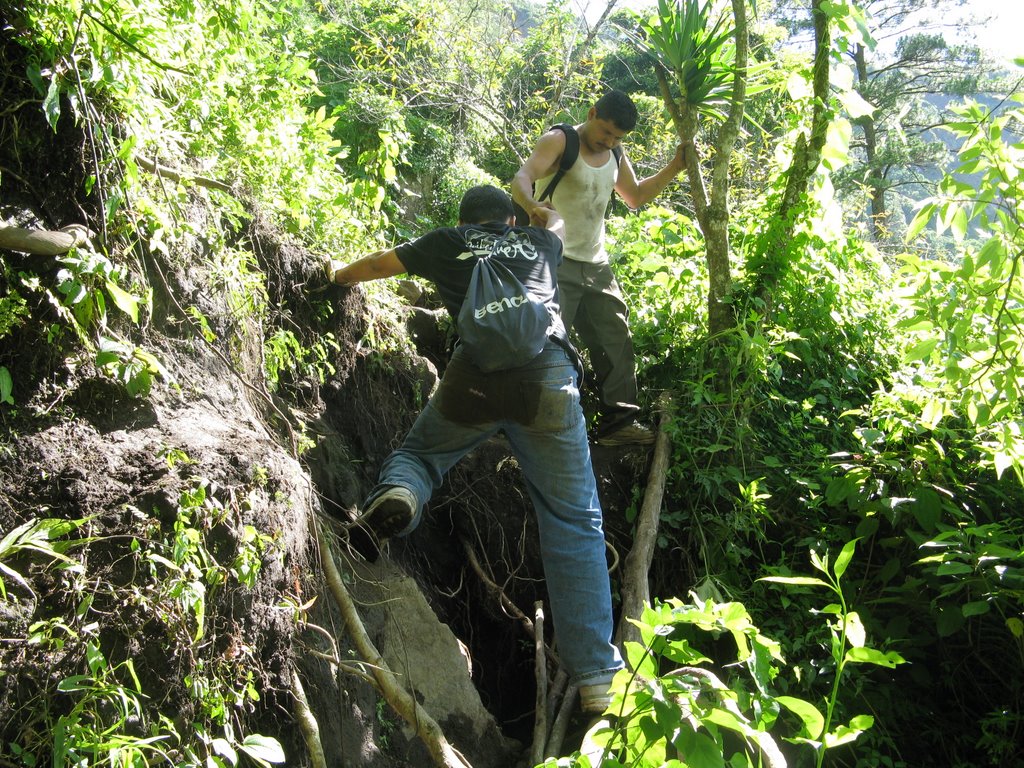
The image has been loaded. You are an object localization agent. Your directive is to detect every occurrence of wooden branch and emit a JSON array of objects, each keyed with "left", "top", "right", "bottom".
[
  {"left": 544, "top": 681, "right": 579, "bottom": 759},
  {"left": 530, "top": 601, "right": 548, "bottom": 767},
  {"left": 0, "top": 224, "right": 90, "bottom": 256},
  {"left": 614, "top": 395, "right": 673, "bottom": 651},
  {"left": 316, "top": 523, "right": 474, "bottom": 768},
  {"left": 547, "top": 0, "right": 621, "bottom": 126},
  {"left": 136, "top": 156, "right": 234, "bottom": 194},
  {"left": 290, "top": 665, "right": 328, "bottom": 768},
  {"left": 545, "top": 668, "right": 568, "bottom": 728}
]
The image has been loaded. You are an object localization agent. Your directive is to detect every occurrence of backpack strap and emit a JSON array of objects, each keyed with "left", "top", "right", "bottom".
[{"left": 536, "top": 124, "right": 580, "bottom": 203}]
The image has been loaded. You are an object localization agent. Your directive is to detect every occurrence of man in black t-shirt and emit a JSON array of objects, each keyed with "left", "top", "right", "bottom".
[{"left": 329, "top": 185, "right": 623, "bottom": 715}]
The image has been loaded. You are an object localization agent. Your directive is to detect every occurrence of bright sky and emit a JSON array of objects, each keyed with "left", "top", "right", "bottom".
[
  {"left": 949, "top": 0, "right": 1024, "bottom": 62},
  {"left": 574, "top": 0, "right": 1024, "bottom": 64}
]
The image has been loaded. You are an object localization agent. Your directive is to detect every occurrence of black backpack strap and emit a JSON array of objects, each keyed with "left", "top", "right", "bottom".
[{"left": 537, "top": 124, "right": 579, "bottom": 202}]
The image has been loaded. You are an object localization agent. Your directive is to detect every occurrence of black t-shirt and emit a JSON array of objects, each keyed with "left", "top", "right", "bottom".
[{"left": 394, "top": 222, "right": 564, "bottom": 324}]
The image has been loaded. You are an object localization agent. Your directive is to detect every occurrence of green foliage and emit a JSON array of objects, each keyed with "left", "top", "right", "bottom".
[
  {"left": 264, "top": 328, "right": 338, "bottom": 392},
  {"left": 544, "top": 545, "right": 899, "bottom": 768},
  {"left": 0, "top": 291, "right": 24, "bottom": 404},
  {"left": 51, "top": 643, "right": 173, "bottom": 767},
  {"left": 904, "top": 93, "right": 1024, "bottom": 480},
  {"left": 916, "top": 522, "right": 1024, "bottom": 640},
  {"left": 0, "top": 462, "right": 283, "bottom": 766},
  {"left": 0, "top": 517, "right": 88, "bottom": 601},
  {"left": 5, "top": 0, "right": 1024, "bottom": 764},
  {"left": 762, "top": 539, "right": 905, "bottom": 766},
  {"left": 0, "top": 290, "right": 29, "bottom": 340}
]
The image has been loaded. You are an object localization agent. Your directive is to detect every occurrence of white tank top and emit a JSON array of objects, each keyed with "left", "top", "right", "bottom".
[{"left": 538, "top": 150, "right": 618, "bottom": 264}]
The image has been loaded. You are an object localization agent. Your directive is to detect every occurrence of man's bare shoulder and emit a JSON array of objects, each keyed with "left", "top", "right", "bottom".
[{"left": 528, "top": 129, "right": 569, "bottom": 177}]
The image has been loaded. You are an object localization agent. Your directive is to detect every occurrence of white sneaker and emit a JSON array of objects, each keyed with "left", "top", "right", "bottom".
[{"left": 579, "top": 681, "right": 613, "bottom": 714}]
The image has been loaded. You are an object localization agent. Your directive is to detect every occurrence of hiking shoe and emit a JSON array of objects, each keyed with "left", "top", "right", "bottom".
[
  {"left": 594, "top": 420, "right": 655, "bottom": 447},
  {"left": 579, "top": 681, "right": 614, "bottom": 714},
  {"left": 344, "top": 486, "right": 417, "bottom": 562}
]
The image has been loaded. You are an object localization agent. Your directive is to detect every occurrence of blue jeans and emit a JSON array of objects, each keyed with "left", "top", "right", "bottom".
[{"left": 365, "top": 342, "right": 623, "bottom": 686}]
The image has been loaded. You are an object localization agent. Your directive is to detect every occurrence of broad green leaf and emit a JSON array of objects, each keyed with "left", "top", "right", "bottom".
[
  {"left": 906, "top": 201, "right": 935, "bottom": 241},
  {"left": 905, "top": 337, "right": 939, "bottom": 363},
  {"left": 994, "top": 450, "right": 1013, "bottom": 479},
  {"left": 911, "top": 487, "right": 942, "bottom": 532},
  {"left": 671, "top": 727, "right": 726, "bottom": 768},
  {"left": 950, "top": 205, "right": 968, "bottom": 243},
  {"left": 759, "top": 575, "right": 830, "bottom": 588},
  {"left": 825, "top": 474, "right": 859, "bottom": 506},
  {"left": 43, "top": 77, "right": 61, "bottom": 131},
  {"left": 961, "top": 601, "right": 990, "bottom": 618},
  {"left": 844, "top": 611, "right": 866, "bottom": 648},
  {"left": 823, "top": 718, "right": 871, "bottom": 748},
  {"left": 0, "top": 366, "right": 13, "bottom": 405},
  {"left": 845, "top": 647, "right": 904, "bottom": 668},
  {"left": 838, "top": 88, "right": 874, "bottom": 119},
  {"left": 105, "top": 280, "right": 140, "bottom": 323},
  {"left": 786, "top": 71, "right": 811, "bottom": 100},
  {"left": 238, "top": 735, "right": 285, "bottom": 765},
  {"left": 821, "top": 118, "right": 852, "bottom": 171},
  {"left": 212, "top": 738, "right": 238, "bottom": 765},
  {"left": 776, "top": 695, "right": 824, "bottom": 739},
  {"left": 833, "top": 539, "right": 858, "bottom": 580},
  {"left": 0, "top": 561, "right": 34, "bottom": 598},
  {"left": 935, "top": 561, "right": 973, "bottom": 576},
  {"left": 921, "top": 398, "right": 946, "bottom": 429}
]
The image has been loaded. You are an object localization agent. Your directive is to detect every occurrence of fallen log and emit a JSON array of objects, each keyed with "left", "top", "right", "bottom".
[{"left": 614, "top": 393, "right": 674, "bottom": 652}]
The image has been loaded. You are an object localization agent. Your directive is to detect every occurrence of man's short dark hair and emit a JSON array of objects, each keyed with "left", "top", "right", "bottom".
[
  {"left": 594, "top": 90, "right": 638, "bottom": 132},
  {"left": 459, "top": 184, "right": 514, "bottom": 224}
]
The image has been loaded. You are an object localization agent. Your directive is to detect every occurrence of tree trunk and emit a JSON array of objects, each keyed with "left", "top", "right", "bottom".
[
  {"left": 751, "top": 0, "right": 833, "bottom": 315},
  {"left": 854, "top": 43, "right": 887, "bottom": 240}
]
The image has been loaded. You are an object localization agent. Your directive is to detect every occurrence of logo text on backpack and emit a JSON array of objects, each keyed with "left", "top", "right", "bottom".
[{"left": 474, "top": 294, "right": 529, "bottom": 319}]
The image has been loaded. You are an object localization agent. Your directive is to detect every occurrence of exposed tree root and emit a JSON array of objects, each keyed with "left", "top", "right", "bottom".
[
  {"left": 315, "top": 522, "right": 474, "bottom": 768},
  {"left": 289, "top": 665, "right": 328, "bottom": 768},
  {"left": 136, "top": 156, "right": 234, "bottom": 193},
  {"left": 0, "top": 224, "right": 90, "bottom": 255}
]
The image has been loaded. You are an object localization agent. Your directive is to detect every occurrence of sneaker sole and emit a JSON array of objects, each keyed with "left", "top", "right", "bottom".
[
  {"left": 594, "top": 435, "right": 656, "bottom": 447},
  {"left": 343, "top": 494, "right": 415, "bottom": 562}
]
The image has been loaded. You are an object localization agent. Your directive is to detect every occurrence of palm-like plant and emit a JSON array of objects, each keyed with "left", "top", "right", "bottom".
[
  {"left": 619, "top": 0, "right": 751, "bottom": 340},
  {"left": 624, "top": 0, "right": 736, "bottom": 118}
]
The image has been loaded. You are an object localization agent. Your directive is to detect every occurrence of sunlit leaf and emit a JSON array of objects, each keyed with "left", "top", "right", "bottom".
[{"left": 776, "top": 695, "right": 824, "bottom": 739}]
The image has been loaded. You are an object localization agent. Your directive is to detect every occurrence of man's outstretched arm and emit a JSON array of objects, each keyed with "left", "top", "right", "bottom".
[
  {"left": 615, "top": 145, "right": 685, "bottom": 210},
  {"left": 331, "top": 248, "right": 406, "bottom": 286}
]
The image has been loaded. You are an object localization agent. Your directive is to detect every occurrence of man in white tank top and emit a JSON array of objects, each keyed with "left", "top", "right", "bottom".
[{"left": 512, "top": 90, "right": 684, "bottom": 446}]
